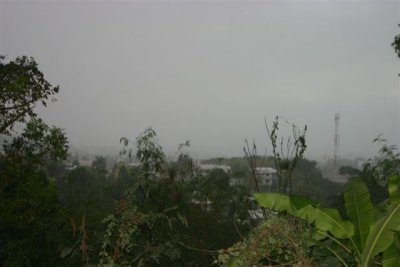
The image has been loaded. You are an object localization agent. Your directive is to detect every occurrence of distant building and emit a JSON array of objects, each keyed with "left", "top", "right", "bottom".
[
  {"left": 78, "top": 159, "right": 92, "bottom": 167},
  {"left": 255, "top": 167, "right": 278, "bottom": 189},
  {"left": 127, "top": 162, "right": 141, "bottom": 168},
  {"left": 198, "top": 164, "right": 231, "bottom": 175},
  {"left": 229, "top": 178, "right": 245, "bottom": 186}
]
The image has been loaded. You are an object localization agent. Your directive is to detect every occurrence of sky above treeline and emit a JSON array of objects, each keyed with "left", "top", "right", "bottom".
[{"left": 1, "top": 0, "right": 399, "bottom": 160}]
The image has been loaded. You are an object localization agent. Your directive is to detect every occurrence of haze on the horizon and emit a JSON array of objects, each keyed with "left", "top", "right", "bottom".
[{"left": 1, "top": 0, "right": 399, "bottom": 160}]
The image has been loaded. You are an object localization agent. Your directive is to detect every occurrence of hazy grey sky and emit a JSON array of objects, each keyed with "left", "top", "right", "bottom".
[{"left": 1, "top": 0, "right": 399, "bottom": 160}]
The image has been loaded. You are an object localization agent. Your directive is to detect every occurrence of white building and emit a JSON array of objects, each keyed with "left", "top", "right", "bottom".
[
  {"left": 127, "top": 162, "right": 141, "bottom": 168},
  {"left": 78, "top": 159, "right": 92, "bottom": 167},
  {"left": 255, "top": 167, "right": 278, "bottom": 187}
]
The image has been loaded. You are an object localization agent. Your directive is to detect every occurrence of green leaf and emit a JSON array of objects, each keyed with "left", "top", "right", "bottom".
[
  {"left": 290, "top": 195, "right": 317, "bottom": 211},
  {"left": 309, "top": 239, "right": 349, "bottom": 267},
  {"left": 388, "top": 175, "right": 400, "bottom": 204},
  {"left": 361, "top": 203, "right": 400, "bottom": 267},
  {"left": 383, "top": 244, "right": 400, "bottom": 267},
  {"left": 254, "top": 192, "right": 291, "bottom": 212},
  {"left": 312, "top": 229, "right": 328, "bottom": 241},
  {"left": 344, "top": 178, "right": 373, "bottom": 252},
  {"left": 224, "top": 256, "right": 242, "bottom": 267},
  {"left": 295, "top": 205, "right": 353, "bottom": 239},
  {"left": 253, "top": 193, "right": 316, "bottom": 213},
  {"left": 60, "top": 247, "right": 72, "bottom": 258},
  {"left": 254, "top": 192, "right": 352, "bottom": 238}
]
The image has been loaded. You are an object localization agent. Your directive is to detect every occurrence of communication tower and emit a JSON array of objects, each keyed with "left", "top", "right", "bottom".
[{"left": 334, "top": 113, "right": 340, "bottom": 168}]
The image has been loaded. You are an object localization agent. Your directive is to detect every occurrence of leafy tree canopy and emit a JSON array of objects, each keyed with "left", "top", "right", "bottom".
[
  {"left": 0, "top": 55, "right": 59, "bottom": 135},
  {"left": 392, "top": 25, "right": 400, "bottom": 58},
  {"left": 0, "top": 55, "right": 69, "bottom": 266}
]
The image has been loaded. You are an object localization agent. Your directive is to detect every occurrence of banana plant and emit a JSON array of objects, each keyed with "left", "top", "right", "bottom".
[
  {"left": 254, "top": 174, "right": 400, "bottom": 267},
  {"left": 360, "top": 175, "right": 400, "bottom": 267}
]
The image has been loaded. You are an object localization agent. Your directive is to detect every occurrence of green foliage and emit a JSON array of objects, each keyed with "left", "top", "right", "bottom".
[
  {"left": 101, "top": 129, "right": 254, "bottom": 266},
  {"left": 92, "top": 156, "right": 107, "bottom": 173},
  {"left": 361, "top": 202, "right": 400, "bottom": 266},
  {"left": 184, "top": 169, "right": 253, "bottom": 250},
  {"left": 0, "top": 55, "right": 59, "bottom": 135},
  {"left": 0, "top": 168, "right": 69, "bottom": 266},
  {"left": 255, "top": 192, "right": 354, "bottom": 239},
  {"left": 254, "top": 192, "right": 291, "bottom": 212},
  {"left": 252, "top": 172, "right": 400, "bottom": 267},
  {"left": 383, "top": 241, "right": 400, "bottom": 267},
  {"left": 99, "top": 201, "right": 186, "bottom": 266},
  {"left": 392, "top": 25, "right": 400, "bottom": 58},
  {"left": 356, "top": 137, "right": 399, "bottom": 208},
  {"left": 204, "top": 156, "right": 343, "bottom": 207},
  {"left": 344, "top": 178, "right": 373, "bottom": 251},
  {"left": 0, "top": 55, "right": 71, "bottom": 266},
  {"left": 135, "top": 128, "right": 167, "bottom": 175},
  {"left": 215, "top": 216, "right": 313, "bottom": 267},
  {"left": 2, "top": 118, "right": 69, "bottom": 165},
  {"left": 265, "top": 116, "right": 307, "bottom": 194},
  {"left": 292, "top": 159, "right": 343, "bottom": 206},
  {"left": 100, "top": 129, "right": 188, "bottom": 266},
  {"left": 169, "top": 153, "right": 195, "bottom": 181},
  {"left": 54, "top": 160, "right": 144, "bottom": 265}
]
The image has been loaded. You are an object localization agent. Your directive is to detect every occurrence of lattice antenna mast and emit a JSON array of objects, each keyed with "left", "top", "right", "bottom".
[{"left": 334, "top": 113, "right": 340, "bottom": 168}]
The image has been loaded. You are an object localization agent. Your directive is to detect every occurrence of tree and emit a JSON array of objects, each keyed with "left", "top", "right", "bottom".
[
  {"left": 392, "top": 25, "right": 400, "bottom": 58},
  {"left": 101, "top": 129, "right": 254, "bottom": 266},
  {"left": 0, "top": 56, "right": 59, "bottom": 135},
  {"left": 92, "top": 156, "right": 107, "bottom": 174},
  {"left": 292, "top": 159, "right": 343, "bottom": 207},
  {"left": 0, "top": 56, "right": 70, "bottom": 266},
  {"left": 265, "top": 116, "right": 307, "bottom": 195},
  {"left": 100, "top": 128, "right": 188, "bottom": 266}
]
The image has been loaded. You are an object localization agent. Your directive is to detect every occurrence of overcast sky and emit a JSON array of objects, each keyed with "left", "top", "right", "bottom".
[{"left": 1, "top": 0, "right": 399, "bottom": 160}]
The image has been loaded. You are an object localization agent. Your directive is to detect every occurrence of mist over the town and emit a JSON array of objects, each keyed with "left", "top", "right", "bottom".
[
  {"left": 1, "top": 0, "right": 398, "bottom": 160},
  {"left": 1, "top": 1, "right": 400, "bottom": 266}
]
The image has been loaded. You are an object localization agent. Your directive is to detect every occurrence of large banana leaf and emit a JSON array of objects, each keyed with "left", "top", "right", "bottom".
[
  {"left": 254, "top": 192, "right": 353, "bottom": 239},
  {"left": 388, "top": 175, "right": 400, "bottom": 204},
  {"left": 290, "top": 195, "right": 319, "bottom": 211},
  {"left": 344, "top": 178, "right": 373, "bottom": 252},
  {"left": 383, "top": 244, "right": 400, "bottom": 267},
  {"left": 294, "top": 205, "right": 354, "bottom": 239},
  {"left": 253, "top": 192, "right": 315, "bottom": 213},
  {"left": 360, "top": 203, "right": 400, "bottom": 267},
  {"left": 254, "top": 192, "right": 291, "bottom": 212}
]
